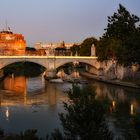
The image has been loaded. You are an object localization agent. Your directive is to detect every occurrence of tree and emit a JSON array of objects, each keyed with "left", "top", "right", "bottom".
[
  {"left": 70, "top": 44, "right": 80, "bottom": 56},
  {"left": 70, "top": 37, "right": 98, "bottom": 56},
  {"left": 103, "top": 4, "right": 139, "bottom": 40},
  {"left": 1, "top": 129, "right": 41, "bottom": 140},
  {"left": 97, "top": 4, "right": 140, "bottom": 65},
  {"left": 80, "top": 37, "right": 98, "bottom": 56},
  {"left": 26, "top": 47, "right": 36, "bottom": 51},
  {"left": 97, "top": 37, "right": 122, "bottom": 62},
  {"left": 58, "top": 84, "right": 113, "bottom": 140}
]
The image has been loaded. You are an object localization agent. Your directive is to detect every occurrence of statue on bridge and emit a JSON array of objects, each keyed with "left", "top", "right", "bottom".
[{"left": 91, "top": 44, "right": 96, "bottom": 56}]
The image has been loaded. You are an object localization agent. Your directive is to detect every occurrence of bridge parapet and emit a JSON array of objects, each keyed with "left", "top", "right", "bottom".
[{"left": 0, "top": 56, "right": 100, "bottom": 71}]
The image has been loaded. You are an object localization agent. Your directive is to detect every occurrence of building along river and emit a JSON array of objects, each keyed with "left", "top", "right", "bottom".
[{"left": 0, "top": 75, "right": 140, "bottom": 138}]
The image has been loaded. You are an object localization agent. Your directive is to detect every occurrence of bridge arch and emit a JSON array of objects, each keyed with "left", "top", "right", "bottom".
[
  {"left": 56, "top": 61, "right": 98, "bottom": 70},
  {"left": 55, "top": 58, "right": 100, "bottom": 70},
  {"left": 56, "top": 61, "right": 100, "bottom": 75},
  {"left": 1, "top": 61, "right": 46, "bottom": 77},
  {"left": 0, "top": 56, "right": 100, "bottom": 75},
  {"left": 0, "top": 59, "right": 48, "bottom": 70}
]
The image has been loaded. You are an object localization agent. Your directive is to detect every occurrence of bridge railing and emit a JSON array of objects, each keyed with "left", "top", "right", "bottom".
[
  {"left": 0, "top": 52, "right": 71, "bottom": 56},
  {"left": 0, "top": 52, "right": 98, "bottom": 59}
]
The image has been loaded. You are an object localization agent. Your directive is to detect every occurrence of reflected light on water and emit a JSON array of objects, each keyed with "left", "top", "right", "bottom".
[
  {"left": 6, "top": 107, "right": 9, "bottom": 121},
  {"left": 4, "top": 76, "right": 27, "bottom": 93},
  {"left": 130, "top": 104, "right": 134, "bottom": 115},
  {"left": 110, "top": 100, "right": 116, "bottom": 112},
  {"left": 0, "top": 76, "right": 68, "bottom": 107},
  {"left": 0, "top": 75, "right": 140, "bottom": 137},
  {"left": 112, "top": 100, "right": 116, "bottom": 110}
]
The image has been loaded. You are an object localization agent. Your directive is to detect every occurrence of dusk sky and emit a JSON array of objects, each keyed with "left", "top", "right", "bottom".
[{"left": 0, "top": 0, "right": 140, "bottom": 46}]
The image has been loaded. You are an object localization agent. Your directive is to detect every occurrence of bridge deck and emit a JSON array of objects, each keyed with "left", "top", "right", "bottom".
[{"left": 0, "top": 56, "right": 97, "bottom": 59}]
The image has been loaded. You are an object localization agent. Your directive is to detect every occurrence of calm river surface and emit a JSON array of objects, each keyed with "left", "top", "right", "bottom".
[{"left": 0, "top": 75, "right": 140, "bottom": 138}]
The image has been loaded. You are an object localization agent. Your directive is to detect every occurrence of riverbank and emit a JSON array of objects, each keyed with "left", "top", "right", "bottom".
[{"left": 80, "top": 72, "right": 140, "bottom": 89}]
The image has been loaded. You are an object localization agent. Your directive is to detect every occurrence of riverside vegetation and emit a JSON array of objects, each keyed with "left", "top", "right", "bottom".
[{"left": 70, "top": 4, "right": 140, "bottom": 82}]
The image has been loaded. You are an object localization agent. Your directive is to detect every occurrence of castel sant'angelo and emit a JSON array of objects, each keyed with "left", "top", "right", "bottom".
[{"left": 0, "top": 27, "right": 26, "bottom": 55}]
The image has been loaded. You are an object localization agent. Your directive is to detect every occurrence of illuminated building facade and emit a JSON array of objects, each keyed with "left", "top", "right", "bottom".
[
  {"left": 0, "top": 30, "right": 26, "bottom": 55},
  {"left": 34, "top": 41, "right": 75, "bottom": 56}
]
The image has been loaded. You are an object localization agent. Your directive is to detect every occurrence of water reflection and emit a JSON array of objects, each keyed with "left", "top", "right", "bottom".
[
  {"left": 112, "top": 100, "right": 116, "bottom": 110},
  {"left": 90, "top": 81, "right": 140, "bottom": 138},
  {"left": 130, "top": 104, "right": 134, "bottom": 115},
  {"left": 0, "top": 75, "right": 140, "bottom": 138},
  {"left": 0, "top": 76, "right": 68, "bottom": 107},
  {"left": 4, "top": 76, "right": 26, "bottom": 93},
  {"left": 5, "top": 107, "right": 9, "bottom": 121},
  {"left": 0, "top": 76, "right": 140, "bottom": 115},
  {"left": 0, "top": 76, "right": 69, "bottom": 137},
  {"left": 92, "top": 82, "right": 140, "bottom": 115}
]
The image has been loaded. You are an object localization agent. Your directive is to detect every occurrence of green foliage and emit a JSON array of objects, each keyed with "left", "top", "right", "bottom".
[
  {"left": 70, "top": 44, "right": 80, "bottom": 56},
  {"left": 97, "top": 37, "right": 122, "bottom": 62},
  {"left": 1, "top": 129, "right": 41, "bottom": 140},
  {"left": 70, "top": 37, "right": 98, "bottom": 56},
  {"left": 80, "top": 37, "right": 98, "bottom": 56},
  {"left": 58, "top": 84, "right": 113, "bottom": 140},
  {"left": 97, "top": 4, "right": 140, "bottom": 65},
  {"left": 50, "top": 129, "right": 64, "bottom": 140},
  {"left": 26, "top": 47, "right": 36, "bottom": 51},
  {"left": 103, "top": 4, "right": 139, "bottom": 39},
  {"left": 124, "top": 31, "right": 140, "bottom": 64}
]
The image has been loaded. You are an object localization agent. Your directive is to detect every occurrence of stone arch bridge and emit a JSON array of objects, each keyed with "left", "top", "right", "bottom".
[{"left": 0, "top": 56, "right": 101, "bottom": 77}]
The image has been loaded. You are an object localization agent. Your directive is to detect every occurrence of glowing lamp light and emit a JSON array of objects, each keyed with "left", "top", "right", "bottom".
[{"left": 130, "top": 104, "right": 134, "bottom": 115}]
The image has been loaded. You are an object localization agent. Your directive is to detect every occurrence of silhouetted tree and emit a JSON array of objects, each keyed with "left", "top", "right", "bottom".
[
  {"left": 1, "top": 129, "right": 41, "bottom": 140},
  {"left": 70, "top": 44, "right": 80, "bottom": 56},
  {"left": 79, "top": 37, "right": 98, "bottom": 56},
  {"left": 57, "top": 84, "right": 113, "bottom": 140},
  {"left": 70, "top": 37, "right": 98, "bottom": 56},
  {"left": 97, "top": 4, "right": 140, "bottom": 65}
]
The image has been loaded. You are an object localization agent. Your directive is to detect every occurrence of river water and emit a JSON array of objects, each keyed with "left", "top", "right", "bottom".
[{"left": 0, "top": 75, "right": 140, "bottom": 138}]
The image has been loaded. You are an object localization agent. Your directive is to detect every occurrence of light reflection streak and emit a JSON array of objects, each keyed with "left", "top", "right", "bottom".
[
  {"left": 130, "top": 104, "right": 134, "bottom": 115},
  {"left": 6, "top": 107, "right": 9, "bottom": 121},
  {"left": 112, "top": 100, "right": 116, "bottom": 110}
]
